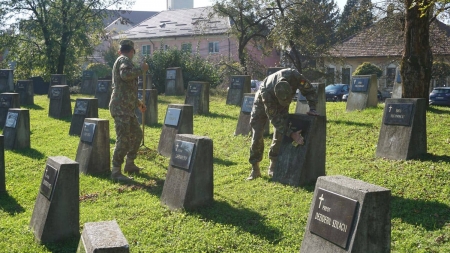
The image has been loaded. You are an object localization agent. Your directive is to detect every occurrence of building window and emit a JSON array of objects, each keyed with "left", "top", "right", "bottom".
[
  {"left": 326, "top": 67, "right": 335, "bottom": 85},
  {"left": 181, "top": 43, "right": 192, "bottom": 53},
  {"left": 386, "top": 67, "right": 396, "bottom": 87},
  {"left": 164, "top": 44, "right": 170, "bottom": 51},
  {"left": 208, "top": 41, "right": 219, "bottom": 53},
  {"left": 142, "top": 45, "right": 151, "bottom": 56},
  {"left": 342, "top": 67, "right": 351, "bottom": 84}
]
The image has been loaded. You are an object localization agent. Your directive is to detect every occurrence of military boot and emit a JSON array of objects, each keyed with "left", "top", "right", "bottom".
[
  {"left": 246, "top": 162, "right": 261, "bottom": 180},
  {"left": 111, "top": 167, "right": 133, "bottom": 182},
  {"left": 268, "top": 159, "right": 276, "bottom": 177},
  {"left": 124, "top": 159, "right": 143, "bottom": 174}
]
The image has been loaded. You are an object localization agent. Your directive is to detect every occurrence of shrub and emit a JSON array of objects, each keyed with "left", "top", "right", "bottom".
[
  {"left": 86, "top": 63, "right": 112, "bottom": 79},
  {"left": 353, "top": 62, "right": 382, "bottom": 77}
]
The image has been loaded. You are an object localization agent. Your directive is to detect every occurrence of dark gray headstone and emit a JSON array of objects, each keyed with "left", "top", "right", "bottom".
[
  {"left": 235, "top": 93, "right": 269, "bottom": 136},
  {"left": 3, "top": 109, "right": 30, "bottom": 150},
  {"left": 267, "top": 67, "right": 285, "bottom": 76},
  {"left": 161, "top": 134, "right": 213, "bottom": 210},
  {"left": 296, "top": 83, "right": 326, "bottom": 116},
  {"left": 300, "top": 175, "right": 391, "bottom": 253},
  {"left": 30, "top": 156, "right": 79, "bottom": 243},
  {"left": 346, "top": 75, "right": 378, "bottom": 112},
  {"left": 76, "top": 118, "right": 110, "bottom": 175},
  {"left": 376, "top": 98, "right": 426, "bottom": 160},
  {"left": 165, "top": 68, "right": 184, "bottom": 96},
  {"left": 0, "top": 93, "right": 20, "bottom": 128},
  {"left": 95, "top": 80, "right": 112, "bottom": 109},
  {"left": 48, "top": 74, "right": 67, "bottom": 98},
  {"left": 138, "top": 74, "right": 154, "bottom": 89},
  {"left": 15, "top": 80, "right": 34, "bottom": 105},
  {"left": 48, "top": 85, "right": 72, "bottom": 119},
  {"left": 69, "top": 98, "right": 99, "bottom": 136},
  {"left": 77, "top": 220, "right": 129, "bottom": 253},
  {"left": 0, "top": 69, "right": 14, "bottom": 93},
  {"left": 158, "top": 104, "right": 193, "bottom": 157},
  {"left": 135, "top": 89, "right": 158, "bottom": 126},
  {"left": 0, "top": 135, "right": 4, "bottom": 192},
  {"left": 226, "top": 75, "right": 251, "bottom": 105},
  {"left": 80, "top": 71, "right": 97, "bottom": 95},
  {"left": 272, "top": 114, "right": 326, "bottom": 186},
  {"left": 184, "top": 81, "right": 210, "bottom": 115}
]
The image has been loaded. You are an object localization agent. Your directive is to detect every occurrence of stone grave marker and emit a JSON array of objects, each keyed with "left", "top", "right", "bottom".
[
  {"left": 77, "top": 220, "right": 129, "bottom": 253},
  {"left": 75, "top": 118, "right": 110, "bottom": 175},
  {"left": 184, "top": 81, "right": 210, "bottom": 115},
  {"left": 30, "top": 156, "right": 79, "bottom": 243},
  {"left": 48, "top": 74, "right": 67, "bottom": 97},
  {"left": 15, "top": 80, "right": 34, "bottom": 105},
  {"left": 80, "top": 70, "right": 97, "bottom": 95},
  {"left": 30, "top": 76, "right": 48, "bottom": 95},
  {"left": 300, "top": 175, "right": 391, "bottom": 253},
  {"left": 0, "top": 93, "right": 20, "bottom": 128},
  {"left": 272, "top": 114, "right": 326, "bottom": 186},
  {"left": 226, "top": 75, "right": 251, "bottom": 105},
  {"left": 48, "top": 85, "right": 72, "bottom": 119},
  {"left": 3, "top": 109, "right": 30, "bottom": 150},
  {"left": 267, "top": 67, "right": 285, "bottom": 76},
  {"left": 165, "top": 67, "right": 184, "bottom": 96},
  {"left": 158, "top": 104, "right": 193, "bottom": 157},
  {"left": 161, "top": 134, "right": 213, "bottom": 210},
  {"left": 0, "top": 135, "right": 4, "bottom": 192},
  {"left": 234, "top": 93, "right": 269, "bottom": 136},
  {"left": 376, "top": 98, "right": 426, "bottom": 160},
  {"left": 391, "top": 83, "right": 402, "bottom": 99},
  {"left": 138, "top": 74, "right": 154, "bottom": 89},
  {"left": 69, "top": 98, "right": 98, "bottom": 136},
  {"left": 0, "top": 69, "right": 14, "bottom": 93},
  {"left": 95, "top": 80, "right": 112, "bottom": 109},
  {"left": 135, "top": 89, "right": 158, "bottom": 126},
  {"left": 296, "top": 83, "right": 326, "bottom": 116},
  {"left": 346, "top": 75, "right": 378, "bottom": 112}
]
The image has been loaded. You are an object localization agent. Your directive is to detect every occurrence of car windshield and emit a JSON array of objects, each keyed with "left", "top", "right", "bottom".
[
  {"left": 325, "top": 85, "right": 342, "bottom": 91},
  {"left": 432, "top": 89, "right": 450, "bottom": 94}
]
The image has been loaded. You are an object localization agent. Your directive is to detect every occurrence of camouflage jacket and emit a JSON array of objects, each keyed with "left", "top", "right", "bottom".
[
  {"left": 258, "top": 68, "right": 317, "bottom": 136},
  {"left": 109, "top": 55, "right": 143, "bottom": 117}
]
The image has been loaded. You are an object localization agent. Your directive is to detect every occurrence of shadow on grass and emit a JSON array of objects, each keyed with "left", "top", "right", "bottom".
[
  {"left": 416, "top": 153, "right": 450, "bottom": 163},
  {"left": 391, "top": 196, "right": 450, "bottom": 231},
  {"left": 213, "top": 157, "right": 238, "bottom": 167},
  {"left": 189, "top": 199, "right": 283, "bottom": 244},
  {"left": 326, "top": 119, "right": 374, "bottom": 127},
  {"left": 203, "top": 112, "right": 236, "bottom": 120},
  {"left": 43, "top": 236, "right": 79, "bottom": 253},
  {"left": 0, "top": 192, "right": 25, "bottom": 215},
  {"left": 427, "top": 106, "right": 450, "bottom": 114},
  {"left": 22, "top": 104, "right": 44, "bottom": 110},
  {"left": 9, "top": 147, "right": 45, "bottom": 159}
]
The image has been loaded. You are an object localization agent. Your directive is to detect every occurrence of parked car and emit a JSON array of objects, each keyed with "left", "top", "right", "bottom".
[
  {"left": 429, "top": 87, "right": 450, "bottom": 106},
  {"left": 251, "top": 80, "right": 261, "bottom": 93},
  {"left": 325, "top": 84, "right": 349, "bottom": 102},
  {"left": 342, "top": 92, "right": 349, "bottom": 101}
]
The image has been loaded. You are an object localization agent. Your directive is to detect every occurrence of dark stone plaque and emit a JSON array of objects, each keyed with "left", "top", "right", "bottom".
[
  {"left": 0, "top": 70, "right": 8, "bottom": 78},
  {"left": 16, "top": 82, "right": 26, "bottom": 90},
  {"left": 230, "top": 77, "right": 244, "bottom": 89},
  {"left": 51, "top": 76, "right": 62, "bottom": 85},
  {"left": 351, "top": 78, "right": 369, "bottom": 92},
  {"left": 80, "top": 122, "right": 96, "bottom": 143},
  {"left": 97, "top": 81, "right": 108, "bottom": 93},
  {"left": 309, "top": 188, "right": 358, "bottom": 249},
  {"left": 74, "top": 100, "right": 88, "bottom": 115},
  {"left": 383, "top": 103, "right": 414, "bottom": 126},
  {"left": 164, "top": 108, "right": 181, "bottom": 127},
  {"left": 241, "top": 96, "right": 254, "bottom": 113},
  {"left": 5, "top": 112, "right": 18, "bottom": 128},
  {"left": 0, "top": 97, "right": 11, "bottom": 107},
  {"left": 39, "top": 164, "right": 58, "bottom": 200},
  {"left": 83, "top": 71, "right": 94, "bottom": 79},
  {"left": 166, "top": 69, "right": 176, "bottom": 79},
  {"left": 170, "top": 140, "right": 195, "bottom": 170},
  {"left": 51, "top": 88, "right": 62, "bottom": 99},
  {"left": 188, "top": 83, "right": 202, "bottom": 96}
]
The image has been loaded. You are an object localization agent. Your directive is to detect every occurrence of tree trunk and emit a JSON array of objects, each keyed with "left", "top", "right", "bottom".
[{"left": 400, "top": 0, "right": 432, "bottom": 104}]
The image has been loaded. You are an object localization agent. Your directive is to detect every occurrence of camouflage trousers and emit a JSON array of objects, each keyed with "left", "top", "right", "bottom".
[{"left": 112, "top": 115, "right": 143, "bottom": 167}]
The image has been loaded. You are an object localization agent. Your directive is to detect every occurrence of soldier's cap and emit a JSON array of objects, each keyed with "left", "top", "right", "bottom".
[
  {"left": 274, "top": 80, "right": 292, "bottom": 106},
  {"left": 119, "top": 39, "right": 134, "bottom": 49}
]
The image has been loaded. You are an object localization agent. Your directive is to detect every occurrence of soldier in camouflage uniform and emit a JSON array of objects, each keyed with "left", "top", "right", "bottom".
[
  {"left": 247, "top": 68, "right": 319, "bottom": 180},
  {"left": 110, "top": 39, "right": 149, "bottom": 182}
]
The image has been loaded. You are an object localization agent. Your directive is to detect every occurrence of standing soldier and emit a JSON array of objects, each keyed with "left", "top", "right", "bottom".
[
  {"left": 247, "top": 68, "right": 319, "bottom": 180},
  {"left": 110, "top": 39, "right": 149, "bottom": 182}
]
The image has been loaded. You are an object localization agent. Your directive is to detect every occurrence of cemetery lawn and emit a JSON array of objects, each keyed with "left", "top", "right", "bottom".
[{"left": 0, "top": 93, "right": 449, "bottom": 253}]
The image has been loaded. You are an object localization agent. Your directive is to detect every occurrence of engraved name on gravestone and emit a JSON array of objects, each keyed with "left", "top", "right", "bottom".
[
  {"left": 230, "top": 77, "right": 244, "bottom": 89},
  {"left": 39, "top": 164, "right": 58, "bottom": 200},
  {"left": 351, "top": 78, "right": 369, "bottom": 92},
  {"left": 51, "top": 88, "right": 62, "bottom": 99},
  {"left": 74, "top": 100, "right": 88, "bottom": 115},
  {"left": 83, "top": 71, "right": 93, "bottom": 79},
  {"left": 188, "top": 83, "right": 202, "bottom": 96},
  {"left": 164, "top": 108, "right": 181, "bottom": 127},
  {"left": 309, "top": 188, "right": 358, "bottom": 249},
  {"left": 80, "top": 122, "right": 96, "bottom": 143},
  {"left": 166, "top": 69, "right": 176, "bottom": 79},
  {"left": 97, "top": 81, "right": 108, "bottom": 93},
  {"left": 383, "top": 103, "right": 414, "bottom": 126},
  {"left": 16, "top": 82, "right": 25, "bottom": 89},
  {"left": 0, "top": 97, "right": 11, "bottom": 107},
  {"left": 241, "top": 95, "right": 254, "bottom": 113},
  {"left": 51, "top": 76, "right": 62, "bottom": 85},
  {"left": 170, "top": 140, "right": 195, "bottom": 171},
  {"left": 0, "top": 70, "right": 7, "bottom": 77},
  {"left": 5, "top": 112, "right": 18, "bottom": 128}
]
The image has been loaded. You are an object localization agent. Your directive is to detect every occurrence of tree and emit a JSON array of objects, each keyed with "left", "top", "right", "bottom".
[{"left": 336, "top": 0, "right": 374, "bottom": 41}]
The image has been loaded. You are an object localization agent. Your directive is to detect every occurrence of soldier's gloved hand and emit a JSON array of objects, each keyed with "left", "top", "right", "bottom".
[
  {"left": 307, "top": 109, "right": 319, "bottom": 116},
  {"left": 290, "top": 130, "right": 304, "bottom": 145},
  {"left": 138, "top": 103, "right": 147, "bottom": 113},
  {"left": 141, "top": 62, "right": 149, "bottom": 72}
]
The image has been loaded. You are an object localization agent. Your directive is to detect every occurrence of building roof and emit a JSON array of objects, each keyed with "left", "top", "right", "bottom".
[
  {"left": 100, "top": 10, "right": 159, "bottom": 27},
  {"left": 114, "top": 7, "right": 231, "bottom": 40}
]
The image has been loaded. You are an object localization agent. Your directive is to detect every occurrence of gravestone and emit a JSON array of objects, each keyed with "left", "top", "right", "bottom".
[
  {"left": 0, "top": 93, "right": 20, "bottom": 128},
  {"left": 376, "top": 98, "right": 426, "bottom": 160},
  {"left": 226, "top": 75, "right": 251, "bottom": 105},
  {"left": 75, "top": 118, "right": 110, "bottom": 175},
  {"left": 272, "top": 114, "right": 326, "bottom": 187},
  {"left": 29, "top": 156, "right": 79, "bottom": 243},
  {"left": 80, "top": 70, "right": 97, "bottom": 95},
  {"left": 15, "top": 80, "right": 34, "bottom": 105},
  {"left": 158, "top": 104, "right": 193, "bottom": 157},
  {"left": 69, "top": 98, "right": 98, "bottom": 136},
  {"left": 135, "top": 89, "right": 158, "bottom": 126},
  {"left": 300, "top": 175, "right": 391, "bottom": 253},
  {"left": 95, "top": 80, "right": 112, "bottom": 109},
  {"left": 77, "top": 220, "right": 129, "bottom": 253},
  {"left": 48, "top": 85, "right": 72, "bottom": 119},
  {"left": 0, "top": 136, "right": 4, "bottom": 192},
  {"left": 48, "top": 74, "right": 67, "bottom": 97},
  {"left": 30, "top": 76, "right": 48, "bottom": 95},
  {"left": 165, "top": 67, "right": 184, "bottom": 96},
  {"left": 0, "top": 69, "right": 14, "bottom": 93},
  {"left": 184, "top": 81, "right": 209, "bottom": 115},
  {"left": 346, "top": 75, "right": 378, "bottom": 112},
  {"left": 161, "top": 134, "right": 213, "bottom": 210},
  {"left": 234, "top": 93, "right": 269, "bottom": 136},
  {"left": 391, "top": 82, "right": 402, "bottom": 99},
  {"left": 3, "top": 109, "right": 30, "bottom": 150},
  {"left": 138, "top": 74, "right": 154, "bottom": 89},
  {"left": 267, "top": 67, "right": 285, "bottom": 76},
  {"left": 296, "top": 83, "right": 326, "bottom": 116}
]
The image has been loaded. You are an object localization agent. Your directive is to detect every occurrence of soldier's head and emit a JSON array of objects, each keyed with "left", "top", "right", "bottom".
[
  {"left": 274, "top": 80, "right": 292, "bottom": 106},
  {"left": 119, "top": 39, "right": 136, "bottom": 58}
]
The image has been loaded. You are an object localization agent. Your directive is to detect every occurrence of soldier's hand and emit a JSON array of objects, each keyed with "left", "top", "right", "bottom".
[
  {"left": 138, "top": 104, "right": 147, "bottom": 113},
  {"left": 141, "top": 62, "right": 149, "bottom": 72},
  {"left": 290, "top": 130, "right": 304, "bottom": 145}
]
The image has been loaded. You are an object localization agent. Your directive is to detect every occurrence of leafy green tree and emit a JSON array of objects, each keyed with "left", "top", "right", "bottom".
[
  {"left": 336, "top": 0, "right": 374, "bottom": 41},
  {"left": 86, "top": 63, "right": 112, "bottom": 79},
  {"left": 353, "top": 62, "right": 382, "bottom": 77}
]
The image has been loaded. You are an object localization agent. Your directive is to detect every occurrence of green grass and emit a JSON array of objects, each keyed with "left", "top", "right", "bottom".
[{"left": 0, "top": 94, "right": 449, "bottom": 252}]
